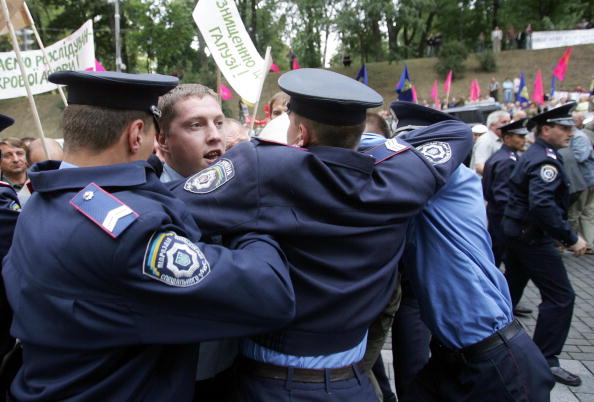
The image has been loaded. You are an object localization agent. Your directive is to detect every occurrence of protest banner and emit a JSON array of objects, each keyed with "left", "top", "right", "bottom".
[
  {"left": 193, "top": 0, "right": 270, "bottom": 105},
  {"left": 532, "top": 28, "right": 594, "bottom": 50},
  {"left": 0, "top": 19, "right": 94, "bottom": 100}
]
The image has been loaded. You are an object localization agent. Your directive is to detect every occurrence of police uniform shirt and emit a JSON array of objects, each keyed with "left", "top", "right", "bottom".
[
  {"left": 482, "top": 144, "right": 519, "bottom": 214},
  {"left": 170, "top": 119, "right": 472, "bottom": 357},
  {"left": 2, "top": 161, "right": 294, "bottom": 401},
  {"left": 504, "top": 137, "right": 577, "bottom": 246},
  {"left": 0, "top": 182, "right": 20, "bottom": 259}
]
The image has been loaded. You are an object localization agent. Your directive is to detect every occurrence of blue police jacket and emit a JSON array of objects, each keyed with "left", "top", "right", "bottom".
[
  {"left": 404, "top": 165, "right": 513, "bottom": 349},
  {"left": 2, "top": 160, "right": 295, "bottom": 402},
  {"left": 171, "top": 120, "right": 472, "bottom": 356},
  {"left": 0, "top": 182, "right": 20, "bottom": 261},
  {"left": 503, "top": 138, "right": 577, "bottom": 246},
  {"left": 483, "top": 144, "right": 518, "bottom": 215}
]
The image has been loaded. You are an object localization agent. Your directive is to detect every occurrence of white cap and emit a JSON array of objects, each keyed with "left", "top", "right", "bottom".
[{"left": 472, "top": 124, "right": 488, "bottom": 135}]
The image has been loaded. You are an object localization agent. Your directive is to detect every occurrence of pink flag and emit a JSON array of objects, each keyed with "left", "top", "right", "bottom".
[
  {"left": 219, "top": 83, "right": 233, "bottom": 101},
  {"left": 85, "top": 59, "right": 107, "bottom": 72},
  {"left": 552, "top": 47, "right": 572, "bottom": 81},
  {"left": 431, "top": 80, "right": 439, "bottom": 104},
  {"left": 532, "top": 69, "right": 544, "bottom": 105},
  {"left": 292, "top": 57, "right": 300, "bottom": 70},
  {"left": 411, "top": 85, "right": 418, "bottom": 103},
  {"left": 444, "top": 70, "right": 453, "bottom": 94},
  {"left": 270, "top": 63, "right": 280, "bottom": 73},
  {"left": 470, "top": 79, "right": 480, "bottom": 101}
]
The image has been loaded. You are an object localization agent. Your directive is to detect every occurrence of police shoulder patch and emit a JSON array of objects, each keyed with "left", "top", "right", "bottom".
[
  {"left": 540, "top": 164, "right": 558, "bottom": 182},
  {"left": 9, "top": 201, "right": 20, "bottom": 211},
  {"left": 415, "top": 141, "right": 452, "bottom": 164},
  {"left": 362, "top": 138, "right": 410, "bottom": 164},
  {"left": 143, "top": 231, "right": 210, "bottom": 287},
  {"left": 70, "top": 183, "right": 138, "bottom": 238},
  {"left": 184, "top": 158, "right": 235, "bottom": 194}
]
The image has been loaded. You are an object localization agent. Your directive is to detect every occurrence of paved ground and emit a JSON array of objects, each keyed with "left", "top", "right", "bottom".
[{"left": 381, "top": 253, "right": 594, "bottom": 401}]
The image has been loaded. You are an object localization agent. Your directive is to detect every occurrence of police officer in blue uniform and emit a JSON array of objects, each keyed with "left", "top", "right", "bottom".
[
  {"left": 380, "top": 103, "right": 553, "bottom": 401},
  {"left": 482, "top": 118, "right": 528, "bottom": 267},
  {"left": 503, "top": 102, "right": 587, "bottom": 387},
  {"left": 2, "top": 71, "right": 295, "bottom": 401},
  {"left": 170, "top": 69, "right": 473, "bottom": 402}
]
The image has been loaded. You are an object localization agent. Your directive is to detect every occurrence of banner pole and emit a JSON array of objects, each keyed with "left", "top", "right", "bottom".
[
  {"left": 1, "top": 0, "right": 49, "bottom": 160},
  {"left": 216, "top": 67, "right": 222, "bottom": 105},
  {"left": 23, "top": 2, "right": 68, "bottom": 107},
  {"left": 249, "top": 46, "right": 272, "bottom": 135}
]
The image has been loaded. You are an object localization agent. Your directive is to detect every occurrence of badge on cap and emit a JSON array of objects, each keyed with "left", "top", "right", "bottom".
[
  {"left": 143, "top": 231, "right": 210, "bottom": 287},
  {"left": 540, "top": 164, "right": 558, "bottom": 182},
  {"left": 546, "top": 148, "right": 557, "bottom": 160},
  {"left": 70, "top": 183, "right": 138, "bottom": 238},
  {"left": 184, "top": 159, "right": 235, "bottom": 194},
  {"left": 415, "top": 141, "right": 452, "bottom": 164}
]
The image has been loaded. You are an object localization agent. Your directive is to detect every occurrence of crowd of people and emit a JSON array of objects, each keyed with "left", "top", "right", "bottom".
[{"left": 0, "top": 66, "right": 593, "bottom": 402}]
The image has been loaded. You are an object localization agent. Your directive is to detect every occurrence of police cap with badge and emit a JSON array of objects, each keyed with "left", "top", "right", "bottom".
[
  {"left": 527, "top": 101, "right": 576, "bottom": 131},
  {"left": 49, "top": 70, "right": 179, "bottom": 129},
  {"left": 498, "top": 118, "right": 529, "bottom": 136},
  {"left": 390, "top": 101, "right": 460, "bottom": 134},
  {"left": 278, "top": 68, "right": 383, "bottom": 126}
]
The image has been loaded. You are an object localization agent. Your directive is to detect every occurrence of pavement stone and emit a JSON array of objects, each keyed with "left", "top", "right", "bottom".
[{"left": 381, "top": 254, "right": 594, "bottom": 401}]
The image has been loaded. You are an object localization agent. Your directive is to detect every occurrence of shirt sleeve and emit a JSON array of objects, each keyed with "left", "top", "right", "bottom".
[
  {"left": 491, "top": 159, "right": 514, "bottom": 209},
  {"left": 571, "top": 133, "right": 593, "bottom": 163}
]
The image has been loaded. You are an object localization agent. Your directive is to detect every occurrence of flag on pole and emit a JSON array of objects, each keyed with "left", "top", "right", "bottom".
[
  {"left": 292, "top": 57, "right": 300, "bottom": 70},
  {"left": 270, "top": 63, "right": 280, "bottom": 73},
  {"left": 431, "top": 80, "right": 439, "bottom": 105},
  {"left": 550, "top": 75, "right": 556, "bottom": 97},
  {"left": 0, "top": 0, "right": 33, "bottom": 35},
  {"left": 395, "top": 64, "right": 413, "bottom": 101},
  {"left": 516, "top": 72, "right": 529, "bottom": 103},
  {"left": 219, "top": 83, "right": 233, "bottom": 100},
  {"left": 532, "top": 69, "right": 544, "bottom": 104},
  {"left": 552, "top": 47, "right": 572, "bottom": 81},
  {"left": 469, "top": 79, "right": 480, "bottom": 101},
  {"left": 85, "top": 59, "right": 106, "bottom": 72},
  {"left": 444, "top": 70, "right": 453, "bottom": 94},
  {"left": 411, "top": 85, "right": 418, "bottom": 103},
  {"left": 355, "top": 64, "right": 368, "bottom": 86}
]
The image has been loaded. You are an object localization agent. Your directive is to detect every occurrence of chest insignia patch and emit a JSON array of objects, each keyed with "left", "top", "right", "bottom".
[
  {"left": 143, "top": 231, "right": 210, "bottom": 287},
  {"left": 184, "top": 158, "right": 235, "bottom": 194},
  {"left": 415, "top": 141, "right": 452, "bottom": 164},
  {"left": 546, "top": 148, "right": 557, "bottom": 160},
  {"left": 70, "top": 183, "right": 138, "bottom": 238},
  {"left": 540, "top": 164, "right": 558, "bottom": 182}
]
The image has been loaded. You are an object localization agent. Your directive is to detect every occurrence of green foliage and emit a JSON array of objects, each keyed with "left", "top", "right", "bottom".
[
  {"left": 476, "top": 51, "right": 497, "bottom": 73},
  {"left": 435, "top": 40, "right": 468, "bottom": 79}
]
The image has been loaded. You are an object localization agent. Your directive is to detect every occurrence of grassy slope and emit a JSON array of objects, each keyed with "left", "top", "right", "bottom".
[{"left": 1, "top": 44, "right": 593, "bottom": 138}]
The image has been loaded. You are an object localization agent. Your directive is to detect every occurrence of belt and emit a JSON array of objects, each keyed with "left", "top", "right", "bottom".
[
  {"left": 237, "top": 356, "right": 364, "bottom": 383},
  {"left": 434, "top": 320, "right": 523, "bottom": 362}
]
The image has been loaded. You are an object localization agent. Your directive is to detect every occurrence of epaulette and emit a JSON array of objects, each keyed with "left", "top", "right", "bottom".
[
  {"left": 70, "top": 183, "right": 138, "bottom": 238},
  {"left": 254, "top": 137, "right": 309, "bottom": 151},
  {"left": 509, "top": 152, "right": 517, "bottom": 161},
  {"left": 545, "top": 148, "right": 557, "bottom": 160},
  {"left": 363, "top": 137, "right": 410, "bottom": 165}
]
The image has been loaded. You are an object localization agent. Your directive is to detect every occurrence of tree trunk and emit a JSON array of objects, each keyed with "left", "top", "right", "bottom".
[{"left": 417, "top": 11, "right": 436, "bottom": 58}]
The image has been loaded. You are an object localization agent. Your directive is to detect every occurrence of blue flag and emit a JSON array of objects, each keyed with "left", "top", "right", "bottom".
[
  {"left": 550, "top": 75, "right": 556, "bottom": 97},
  {"left": 395, "top": 64, "right": 413, "bottom": 101},
  {"left": 355, "top": 64, "right": 368, "bottom": 86},
  {"left": 516, "top": 72, "right": 529, "bottom": 103}
]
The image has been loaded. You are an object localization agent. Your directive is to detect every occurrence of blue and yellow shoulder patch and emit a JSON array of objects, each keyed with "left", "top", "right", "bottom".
[
  {"left": 546, "top": 148, "right": 557, "bottom": 160},
  {"left": 70, "top": 183, "right": 138, "bottom": 238},
  {"left": 9, "top": 200, "right": 20, "bottom": 211},
  {"left": 364, "top": 137, "right": 410, "bottom": 164},
  {"left": 143, "top": 231, "right": 210, "bottom": 287},
  {"left": 184, "top": 158, "right": 235, "bottom": 194}
]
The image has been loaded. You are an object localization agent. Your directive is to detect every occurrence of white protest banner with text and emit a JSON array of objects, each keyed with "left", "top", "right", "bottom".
[
  {"left": 0, "top": 19, "right": 94, "bottom": 99},
  {"left": 193, "top": 0, "right": 265, "bottom": 104},
  {"left": 532, "top": 29, "right": 594, "bottom": 50}
]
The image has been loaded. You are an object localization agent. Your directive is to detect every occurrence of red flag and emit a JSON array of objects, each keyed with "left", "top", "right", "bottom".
[
  {"left": 431, "top": 80, "right": 439, "bottom": 105},
  {"left": 270, "top": 63, "right": 280, "bottom": 73},
  {"left": 553, "top": 47, "right": 572, "bottom": 81},
  {"left": 470, "top": 79, "right": 480, "bottom": 101},
  {"left": 532, "top": 69, "right": 544, "bottom": 104},
  {"left": 444, "top": 70, "right": 453, "bottom": 94},
  {"left": 411, "top": 85, "right": 418, "bottom": 103},
  {"left": 219, "top": 83, "right": 233, "bottom": 101},
  {"left": 292, "top": 57, "right": 300, "bottom": 70}
]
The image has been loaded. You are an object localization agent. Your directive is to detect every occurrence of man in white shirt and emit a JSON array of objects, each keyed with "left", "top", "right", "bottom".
[{"left": 470, "top": 110, "right": 511, "bottom": 175}]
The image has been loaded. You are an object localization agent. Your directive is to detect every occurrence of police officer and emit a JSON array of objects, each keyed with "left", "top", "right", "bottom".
[
  {"left": 2, "top": 71, "right": 295, "bottom": 401},
  {"left": 503, "top": 102, "right": 587, "bottom": 387},
  {"left": 482, "top": 118, "right": 528, "bottom": 267},
  {"left": 171, "top": 69, "right": 473, "bottom": 401}
]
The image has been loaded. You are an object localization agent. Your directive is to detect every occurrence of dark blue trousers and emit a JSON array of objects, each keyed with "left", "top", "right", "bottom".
[
  {"left": 401, "top": 329, "right": 554, "bottom": 401},
  {"left": 504, "top": 238, "right": 575, "bottom": 366}
]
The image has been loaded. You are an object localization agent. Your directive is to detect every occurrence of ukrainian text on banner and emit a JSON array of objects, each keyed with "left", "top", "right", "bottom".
[
  {"left": 0, "top": 19, "right": 94, "bottom": 100},
  {"left": 193, "top": 0, "right": 265, "bottom": 104},
  {"left": 532, "top": 29, "right": 594, "bottom": 50}
]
